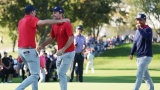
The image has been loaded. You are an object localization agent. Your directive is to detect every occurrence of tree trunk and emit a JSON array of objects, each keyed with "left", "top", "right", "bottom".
[{"left": 12, "top": 39, "right": 16, "bottom": 52}]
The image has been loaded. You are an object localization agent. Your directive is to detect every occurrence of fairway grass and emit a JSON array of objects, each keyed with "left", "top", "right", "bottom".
[
  {"left": 82, "top": 70, "right": 159, "bottom": 83},
  {"left": 2, "top": 69, "right": 159, "bottom": 90},
  {"left": 0, "top": 83, "right": 160, "bottom": 90}
]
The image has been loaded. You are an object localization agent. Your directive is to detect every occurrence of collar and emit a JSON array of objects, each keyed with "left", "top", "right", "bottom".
[
  {"left": 141, "top": 25, "right": 148, "bottom": 29},
  {"left": 57, "top": 22, "right": 65, "bottom": 25},
  {"left": 24, "top": 14, "right": 35, "bottom": 18},
  {"left": 75, "top": 34, "right": 82, "bottom": 37}
]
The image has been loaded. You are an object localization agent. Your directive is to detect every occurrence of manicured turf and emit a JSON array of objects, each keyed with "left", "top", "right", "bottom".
[{"left": 0, "top": 83, "right": 160, "bottom": 90}]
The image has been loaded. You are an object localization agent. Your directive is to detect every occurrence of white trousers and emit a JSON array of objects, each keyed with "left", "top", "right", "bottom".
[
  {"left": 86, "top": 61, "right": 94, "bottom": 74},
  {"left": 39, "top": 68, "right": 45, "bottom": 83}
]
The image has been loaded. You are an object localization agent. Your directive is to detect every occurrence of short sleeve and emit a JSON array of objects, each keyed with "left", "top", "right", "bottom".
[
  {"left": 50, "top": 25, "right": 55, "bottom": 39},
  {"left": 64, "top": 22, "right": 74, "bottom": 36},
  {"left": 83, "top": 36, "right": 87, "bottom": 45},
  {"left": 30, "top": 17, "right": 39, "bottom": 28},
  {"left": 74, "top": 35, "right": 77, "bottom": 44}
]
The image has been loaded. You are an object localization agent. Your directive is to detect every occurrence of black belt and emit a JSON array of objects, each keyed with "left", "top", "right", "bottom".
[{"left": 76, "top": 53, "right": 81, "bottom": 55}]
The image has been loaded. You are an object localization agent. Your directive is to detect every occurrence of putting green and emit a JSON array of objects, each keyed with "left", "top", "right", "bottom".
[{"left": 0, "top": 83, "right": 159, "bottom": 90}]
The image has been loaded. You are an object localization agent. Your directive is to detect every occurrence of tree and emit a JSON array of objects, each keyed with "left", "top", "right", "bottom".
[
  {"left": 0, "top": 0, "right": 125, "bottom": 51},
  {"left": 80, "top": 0, "right": 109, "bottom": 37},
  {"left": 0, "top": 0, "right": 28, "bottom": 52},
  {"left": 0, "top": 0, "right": 71, "bottom": 51},
  {"left": 128, "top": 0, "right": 160, "bottom": 35},
  {"left": 72, "top": 0, "right": 122, "bottom": 38}
]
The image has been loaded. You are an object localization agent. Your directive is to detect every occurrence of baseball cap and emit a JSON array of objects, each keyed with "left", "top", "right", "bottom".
[
  {"left": 9, "top": 55, "right": 12, "bottom": 57},
  {"left": 76, "top": 25, "right": 83, "bottom": 30},
  {"left": 135, "top": 13, "right": 146, "bottom": 20},
  {"left": 4, "top": 51, "right": 7, "bottom": 54},
  {"left": 24, "top": 4, "right": 37, "bottom": 13},
  {"left": 51, "top": 6, "right": 64, "bottom": 14}
]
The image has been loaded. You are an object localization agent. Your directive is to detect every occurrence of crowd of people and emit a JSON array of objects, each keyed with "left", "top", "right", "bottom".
[
  {"left": 0, "top": 52, "right": 18, "bottom": 83},
  {"left": 0, "top": 50, "right": 58, "bottom": 83}
]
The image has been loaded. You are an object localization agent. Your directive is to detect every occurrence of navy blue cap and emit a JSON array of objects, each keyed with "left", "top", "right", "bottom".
[
  {"left": 76, "top": 25, "right": 83, "bottom": 30},
  {"left": 4, "top": 51, "right": 7, "bottom": 54},
  {"left": 51, "top": 6, "right": 64, "bottom": 14},
  {"left": 24, "top": 4, "right": 37, "bottom": 13},
  {"left": 136, "top": 13, "right": 146, "bottom": 19},
  {"left": 9, "top": 55, "right": 12, "bottom": 57}
]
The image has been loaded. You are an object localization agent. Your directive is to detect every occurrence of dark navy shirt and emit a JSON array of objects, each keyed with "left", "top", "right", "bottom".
[
  {"left": 2, "top": 57, "right": 10, "bottom": 67},
  {"left": 130, "top": 25, "right": 153, "bottom": 57}
]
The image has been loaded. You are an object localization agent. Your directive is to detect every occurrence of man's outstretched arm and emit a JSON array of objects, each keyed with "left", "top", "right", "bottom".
[
  {"left": 37, "top": 19, "right": 69, "bottom": 26},
  {"left": 37, "top": 36, "right": 54, "bottom": 53}
]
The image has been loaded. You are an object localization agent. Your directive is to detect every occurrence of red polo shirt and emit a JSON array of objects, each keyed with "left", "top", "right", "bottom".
[
  {"left": 18, "top": 56, "right": 23, "bottom": 63},
  {"left": 50, "top": 22, "right": 74, "bottom": 52},
  {"left": 18, "top": 15, "right": 39, "bottom": 48},
  {"left": 39, "top": 55, "right": 46, "bottom": 68}
]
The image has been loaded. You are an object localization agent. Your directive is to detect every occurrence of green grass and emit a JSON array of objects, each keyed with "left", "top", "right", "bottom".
[
  {"left": 0, "top": 83, "right": 160, "bottom": 90},
  {"left": 83, "top": 70, "right": 159, "bottom": 83},
  {"left": 94, "top": 43, "right": 160, "bottom": 70},
  {"left": 0, "top": 43, "right": 160, "bottom": 90}
]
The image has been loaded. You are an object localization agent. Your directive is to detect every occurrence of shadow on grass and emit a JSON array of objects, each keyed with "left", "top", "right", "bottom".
[
  {"left": 98, "top": 43, "right": 160, "bottom": 57},
  {"left": 83, "top": 76, "right": 160, "bottom": 83}
]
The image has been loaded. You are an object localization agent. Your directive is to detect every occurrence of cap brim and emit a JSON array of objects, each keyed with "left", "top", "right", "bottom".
[
  {"left": 135, "top": 17, "right": 142, "bottom": 20},
  {"left": 77, "top": 28, "right": 83, "bottom": 30},
  {"left": 50, "top": 8, "right": 64, "bottom": 14},
  {"left": 50, "top": 8, "right": 57, "bottom": 12}
]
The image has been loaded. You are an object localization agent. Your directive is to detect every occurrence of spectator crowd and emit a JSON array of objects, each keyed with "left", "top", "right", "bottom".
[{"left": 0, "top": 33, "right": 160, "bottom": 83}]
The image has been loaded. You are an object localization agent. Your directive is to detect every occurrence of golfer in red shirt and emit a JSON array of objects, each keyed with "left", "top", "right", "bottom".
[
  {"left": 37, "top": 6, "right": 75, "bottom": 90},
  {"left": 15, "top": 4, "right": 69, "bottom": 90}
]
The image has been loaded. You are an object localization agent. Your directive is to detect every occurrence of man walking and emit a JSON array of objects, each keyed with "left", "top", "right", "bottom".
[
  {"left": 86, "top": 48, "right": 95, "bottom": 74},
  {"left": 37, "top": 6, "right": 75, "bottom": 90},
  {"left": 69, "top": 25, "right": 87, "bottom": 82},
  {"left": 129, "top": 13, "right": 154, "bottom": 90},
  {"left": 15, "top": 4, "right": 69, "bottom": 90}
]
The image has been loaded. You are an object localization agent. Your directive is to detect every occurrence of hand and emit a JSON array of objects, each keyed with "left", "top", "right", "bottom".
[
  {"left": 136, "top": 24, "right": 141, "bottom": 29},
  {"left": 56, "top": 48, "right": 65, "bottom": 56},
  {"left": 37, "top": 45, "right": 43, "bottom": 54},
  {"left": 75, "top": 43, "right": 78, "bottom": 47},
  {"left": 129, "top": 55, "right": 133, "bottom": 60},
  {"left": 40, "top": 69, "right": 42, "bottom": 73},
  {"left": 45, "top": 71, "right": 48, "bottom": 74},
  {"left": 81, "top": 49, "right": 86, "bottom": 54}
]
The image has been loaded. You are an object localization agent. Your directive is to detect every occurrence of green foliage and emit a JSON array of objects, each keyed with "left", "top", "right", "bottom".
[
  {"left": 75, "top": 0, "right": 113, "bottom": 37},
  {"left": 132, "top": 0, "right": 160, "bottom": 33},
  {"left": 0, "top": 0, "right": 133, "bottom": 50},
  {"left": 0, "top": 0, "right": 28, "bottom": 51}
]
